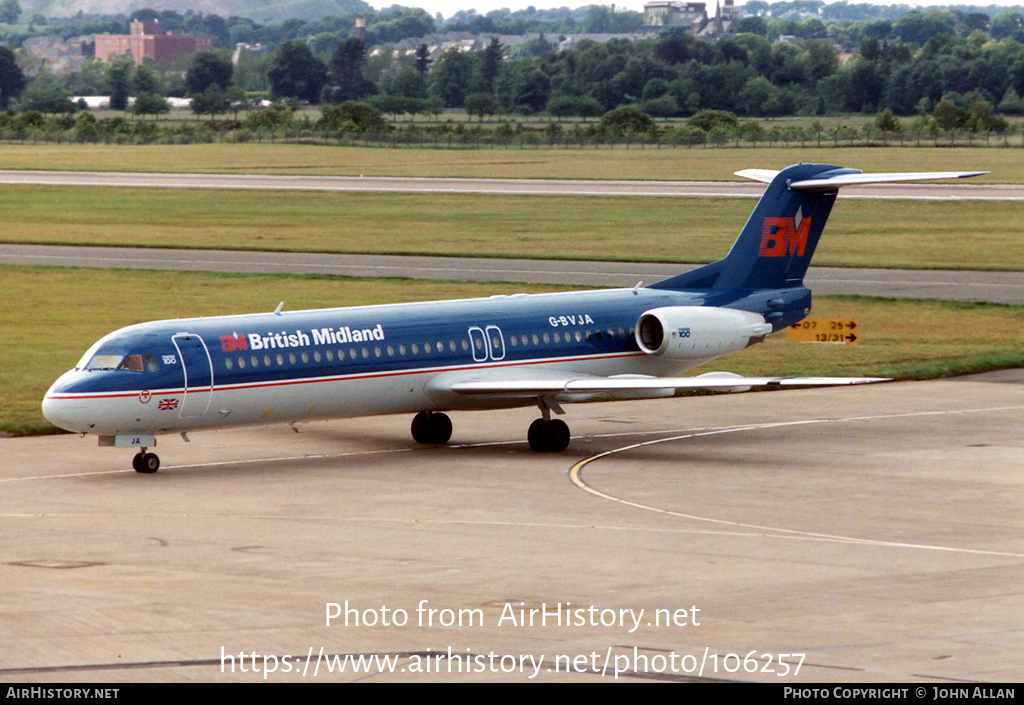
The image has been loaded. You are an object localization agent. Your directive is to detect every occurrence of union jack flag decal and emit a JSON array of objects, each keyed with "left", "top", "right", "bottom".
[{"left": 158, "top": 398, "right": 179, "bottom": 411}]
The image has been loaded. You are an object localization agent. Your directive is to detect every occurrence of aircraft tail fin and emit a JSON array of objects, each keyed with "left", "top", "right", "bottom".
[{"left": 650, "top": 163, "right": 987, "bottom": 292}]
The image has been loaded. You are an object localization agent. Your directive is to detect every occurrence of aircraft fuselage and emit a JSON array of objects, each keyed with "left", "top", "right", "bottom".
[{"left": 42, "top": 284, "right": 810, "bottom": 439}]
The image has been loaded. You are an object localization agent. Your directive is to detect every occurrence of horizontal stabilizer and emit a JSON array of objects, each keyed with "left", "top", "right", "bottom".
[
  {"left": 789, "top": 171, "right": 988, "bottom": 190},
  {"left": 735, "top": 168, "right": 988, "bottom": 189}
]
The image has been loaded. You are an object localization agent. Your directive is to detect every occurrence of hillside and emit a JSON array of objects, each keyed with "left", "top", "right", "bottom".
[{"left": 21, "top": 0, "right": 376, "bottom": 23}]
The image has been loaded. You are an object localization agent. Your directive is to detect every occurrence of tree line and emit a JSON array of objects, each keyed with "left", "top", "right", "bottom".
[{"left": 3, "top": 5, "right": 1024, "bottom": 128}]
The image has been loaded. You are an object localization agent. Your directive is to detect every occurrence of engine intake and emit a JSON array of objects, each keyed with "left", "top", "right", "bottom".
[{"left": 635, "top": 306, "right": 773, "bottom": 360}]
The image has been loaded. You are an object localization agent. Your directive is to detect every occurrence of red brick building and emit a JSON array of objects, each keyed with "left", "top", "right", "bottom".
[{"left": 95, "top": 21, "right": 212, "bottom": 66}]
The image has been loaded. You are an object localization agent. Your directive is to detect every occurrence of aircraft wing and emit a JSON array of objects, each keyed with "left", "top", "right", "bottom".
[{"left": 445, "top": 371, "right": 887, "bottom": 397}]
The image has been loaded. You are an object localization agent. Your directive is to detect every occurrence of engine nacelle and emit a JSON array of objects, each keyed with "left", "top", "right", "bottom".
[{"left": 635, "top": 306, "right": 773, "bottom": 360}]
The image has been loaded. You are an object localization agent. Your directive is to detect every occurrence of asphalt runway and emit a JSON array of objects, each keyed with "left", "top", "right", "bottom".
[{"left": 2, "top": 378, "right": 1022, "bottom": 682}]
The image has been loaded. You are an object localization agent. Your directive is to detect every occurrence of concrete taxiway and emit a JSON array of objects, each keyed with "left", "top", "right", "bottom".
[{"left": 2, "top": 377, "right": 1022, "bottom": 682}]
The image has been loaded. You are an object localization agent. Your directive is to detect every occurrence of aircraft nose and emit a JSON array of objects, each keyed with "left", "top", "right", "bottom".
[{"left": 41, "top": 372, "right": 92, "bottom": 433}]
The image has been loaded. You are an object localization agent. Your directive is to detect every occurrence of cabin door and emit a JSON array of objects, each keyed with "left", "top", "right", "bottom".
[{"left": 172, "top": 333, "right": 214, "bottom": 417}]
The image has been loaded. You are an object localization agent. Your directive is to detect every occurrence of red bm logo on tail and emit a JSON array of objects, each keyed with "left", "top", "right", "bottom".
[{"left": 759, "top": 217, "right": 811, "bottom": 257}]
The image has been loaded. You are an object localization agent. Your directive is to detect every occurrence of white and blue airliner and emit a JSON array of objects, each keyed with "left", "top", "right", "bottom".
[{"left": 42, "top": 164, "right": 985, "bottom": 472}]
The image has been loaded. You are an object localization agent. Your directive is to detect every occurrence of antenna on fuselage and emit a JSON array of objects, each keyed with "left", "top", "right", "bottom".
[{"left": 274, "top": 302, "right": 284, "bottom": 315}]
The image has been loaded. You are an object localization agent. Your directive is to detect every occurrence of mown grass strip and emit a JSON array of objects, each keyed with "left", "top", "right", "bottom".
[
  {"left": 1, "top": 186, "right": 1021, "bottom": 270},
  {"left": 4, "top": 266, "right": 1024, "bottom": 435},
  {"left": 0, "top": 143, "right": 1013, "bottom": 182}
]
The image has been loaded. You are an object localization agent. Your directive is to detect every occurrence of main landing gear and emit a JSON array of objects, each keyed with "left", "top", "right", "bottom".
[
  {"left": 527, "top": 418, "right": 570, "bottom": 452},
  {"left": 410, "top": 401, "right": 572, "bottom": 453},
  {"left": 411, "top": 411, "right": 453, "bottom": 445},
  {"left": 132, "top": 450, "right": 160, "bottom": 474}
]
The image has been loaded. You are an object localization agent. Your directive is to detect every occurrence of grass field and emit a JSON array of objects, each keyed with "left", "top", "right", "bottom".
[
  {"left": 4, "top": 266, "right": 1024, "bottom": 436},
  {"left": 0, "top": 143, "right": 1015, "bottom": 182},
  {"left": 2, "top": 185, "right": 1021, "bottom": 270}
]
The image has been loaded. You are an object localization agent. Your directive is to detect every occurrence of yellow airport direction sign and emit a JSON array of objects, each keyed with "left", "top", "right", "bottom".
[{"left": 788, "top": 319, "right": 860, "bottom": 344}]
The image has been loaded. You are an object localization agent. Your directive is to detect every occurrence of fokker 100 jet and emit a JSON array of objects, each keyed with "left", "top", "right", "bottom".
[{"left": 42, "top": 163, "right": 985, "bottom": 472}]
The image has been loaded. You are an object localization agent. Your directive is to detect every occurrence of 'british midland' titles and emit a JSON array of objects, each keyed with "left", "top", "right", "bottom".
[{"left": 220, "top": 325, "right": 386, "bottom": 353}]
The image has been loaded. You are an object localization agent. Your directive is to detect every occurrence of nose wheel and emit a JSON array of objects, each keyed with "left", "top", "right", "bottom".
[{"left": 132, "top": 451, "right": 160, "bottom": 474}]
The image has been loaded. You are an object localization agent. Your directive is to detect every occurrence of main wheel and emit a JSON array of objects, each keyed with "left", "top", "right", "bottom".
[
  {"left": 411, "top": 412, "right": 452, "bottom": 445},
  {"left": 544, "top": 419, "right": 570, "bottom": 452},
  {"left": 528, "top": 418, "right": 546, "bottom": 451},
  {"left": 411, "top": 411, "right": 430, "bottom": 443},
  {"left": 426, "top": 412, "right": 452, "bottom": 444},
  {"left": 527, "top": 418, "right": 571, "bottom": 452}
]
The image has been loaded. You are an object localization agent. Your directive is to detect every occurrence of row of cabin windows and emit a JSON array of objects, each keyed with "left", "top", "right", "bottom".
[{"left": 221, "top": 327, "right": 634, "bottom": 371}]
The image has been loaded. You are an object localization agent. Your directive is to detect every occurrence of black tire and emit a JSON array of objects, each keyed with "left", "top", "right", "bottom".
[
  {"left": 528, "top": 418, "right": 547, "bottom": 451},
  {"left": 427, "top": 412, "right": 452, "bottom": 444},
  {"left": 411, "top": 411, "right": 430, "bottom": 444},
  {"left": 135, "top": 452, "right": 160, "bottom": 473},
  {"left": 544, "top": 419, "right": 570, "bottom": 452},
  {"left": 412, "top": 411, "right": 451, "bottom": 444}
]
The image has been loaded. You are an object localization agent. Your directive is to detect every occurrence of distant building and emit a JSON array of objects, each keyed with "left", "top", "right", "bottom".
[
  {"left": 95, "top": 20, "right": 212, "bottom": 66},
  {"left": 643, "top": 2, "right": 707, "bottom": 32},
  {"left": 700, "top": 0, "right": 740, "bottom": 38},
  {"left": 23, "top": 35, "right": 93, "bottom": 75}
]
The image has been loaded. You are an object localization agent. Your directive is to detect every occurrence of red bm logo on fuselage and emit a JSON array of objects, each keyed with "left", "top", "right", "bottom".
[
  {"left": 759, "top": 217, "right": 812, "bottom": 257},
  {"left": 220, "top": 333, "right": 248, "bottom": 352}
]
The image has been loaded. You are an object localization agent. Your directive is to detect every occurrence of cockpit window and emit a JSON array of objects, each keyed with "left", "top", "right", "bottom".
[
  {"left": 119, "top": 355, "right": 144, "bottom": 372},
  {"left": 85, "top": 354, "right": 123, "bottom": 370},
  {"left": 86, "top": 354, "right": 160, "bottom": 372}
]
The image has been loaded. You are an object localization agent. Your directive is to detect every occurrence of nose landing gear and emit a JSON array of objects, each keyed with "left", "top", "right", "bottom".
[{"left": 132, "top": 451, "right": 160, "bottom": 473}]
